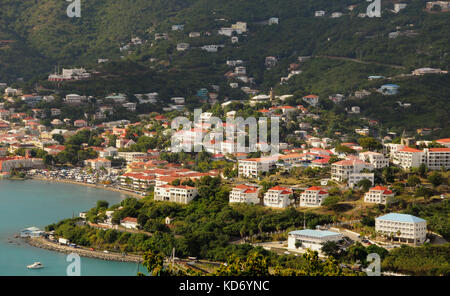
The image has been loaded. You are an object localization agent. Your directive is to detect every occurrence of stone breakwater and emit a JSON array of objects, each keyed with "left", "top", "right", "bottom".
[{"left": 26, "top": 237, "right": 143, "bottom": 263}]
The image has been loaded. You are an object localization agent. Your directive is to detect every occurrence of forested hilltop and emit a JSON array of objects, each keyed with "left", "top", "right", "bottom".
[
  {"left": 1, "top": 0, "right": 449, "bottom": 133},
  {"left": 1, "top": 0, "right": 449, "bottom": 79}
]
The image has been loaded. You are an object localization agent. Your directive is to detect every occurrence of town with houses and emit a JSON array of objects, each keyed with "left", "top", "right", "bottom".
[{"left": 0, "top": 1, "right": 449, "bottom": 277}]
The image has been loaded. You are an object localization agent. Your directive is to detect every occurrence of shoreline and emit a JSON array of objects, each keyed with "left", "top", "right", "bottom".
[
  {"left": 30, "top": 176, "right": 144, "bottom": 199},
  {"left": 26, "top": 237, "right": 143, "bottom": 263}
]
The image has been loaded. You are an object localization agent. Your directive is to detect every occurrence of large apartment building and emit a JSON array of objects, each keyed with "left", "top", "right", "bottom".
[
  {"left": 229, "top": 184, "right": 260, "bottom": 204},
  {"left": 299, "top": 186, "right": 329, "bottom": 207},
  {"left": 393, "top": 147, "right": 450, "bottom": 170},
  {"left": 375, "top": 213, "right": 427, "bottom": 245},
  {"left": 154, "top": 184, "right": 198, "bottom": 204},
  {"left": 364, "top": 186, "right": 394, "bottom": 205},
  {"left": 0, "top": 156, "right": 45, "bottom": 172},
  {"left": 263, "top": 186, "right": 293, "bottom": 208},
  {"left": 426, "top": 148, "right": 450, "bottom": 170},
  {"left": 331, "top": 158, "right": 374, "bottom": 182}
]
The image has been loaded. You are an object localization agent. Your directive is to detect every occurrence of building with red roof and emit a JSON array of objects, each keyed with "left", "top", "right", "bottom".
[
  {"left": 120, "top": 217, "right": 139, "bottom": 229},
  {"left": 229, "top": 184, "right": 260, "bottom": 204},
  {"left": 364, "top": 186, "right": 395, "bottom": 205},
  {"left": 263, "top": 186, "right": 293, "bottom": 208}
]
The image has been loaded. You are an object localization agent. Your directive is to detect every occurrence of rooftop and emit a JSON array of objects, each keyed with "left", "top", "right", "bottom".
[
  {"left": 289, "top": 229, "right": 342, "bottom": 238},
  {"left": 376, "top": 213, "right": 426, "bottom": 223}
]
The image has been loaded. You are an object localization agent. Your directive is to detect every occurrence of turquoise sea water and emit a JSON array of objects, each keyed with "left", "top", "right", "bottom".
[{"left": 0, "top": 179, "right": 142, "bottom": 276}]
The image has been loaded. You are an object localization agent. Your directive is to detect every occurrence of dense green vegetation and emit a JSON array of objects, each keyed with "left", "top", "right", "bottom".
[
  {"left": 46, "top": 176, "right": 334, "bottom": 261},
  {"left": 382, "top": 243, "right": 450, "bottom": 275},
  {"left": 404, "top": 200, "right": 450, "bottom": 241}
]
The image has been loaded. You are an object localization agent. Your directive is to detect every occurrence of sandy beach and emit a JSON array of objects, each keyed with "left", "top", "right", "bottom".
[{"left": 31, "top": 176, "right": 145, "bottom": 199}]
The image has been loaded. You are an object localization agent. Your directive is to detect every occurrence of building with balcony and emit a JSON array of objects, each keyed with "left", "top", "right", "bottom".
[
  {"left": 375, "top": 213, "right": 427, "bottom": 245},
  {"left": 154, "top": 184, "right": 198, "bottom": 204}
]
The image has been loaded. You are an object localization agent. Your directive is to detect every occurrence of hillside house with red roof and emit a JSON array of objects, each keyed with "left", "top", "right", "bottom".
[
  {"left": 364, "top": 186, "right": 395, "bottom": 205},
  {"left": 229, "top": 184, "right": 260, "bottom": 204},
  {"left": 300, "top": 186, "right": 329, "bottom": 207},
  {"left": 263, "top": 186, "right": 293, "bottom": 208}
]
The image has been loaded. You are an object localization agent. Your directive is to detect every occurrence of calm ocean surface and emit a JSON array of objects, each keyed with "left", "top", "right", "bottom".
[{"left": 0, "top": 179, "right": 143, "bottom": 276}]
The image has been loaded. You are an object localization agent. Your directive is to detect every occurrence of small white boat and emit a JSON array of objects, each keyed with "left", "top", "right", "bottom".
[{"left": 27, "top": 262, "right": 44, "bottom": 269}]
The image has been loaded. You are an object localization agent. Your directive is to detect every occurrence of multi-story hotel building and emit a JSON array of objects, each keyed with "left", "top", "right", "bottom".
[
  {"left": 238, "top": 157, "right": 277, "bottom": 179},
  {"left": 154, "top": 185, "right": 198, "bottom": 204},
  {"left": 375, "top": 213, "right": 427, "bottom": 245},
  {"left": 331, "top": 158, "right": 374, "bottom": 182},
  {"left": 364, "top": 186, "right": 394, "bottom": 205},
  {"left": 299, "top": 186, "right": 329, "bottom": 207},
  {"left": 393, "top": 147, "right": 426, "bottom": 169},
  {"left": 393, "top": 147, "right": 450, "bottom": 170},
  {"left": 229, "top": 184, "right": 260, "bottom": 204},
  {"left": 425, "top": 148, "right": 450, "bottom": 170},
  {"left": 263, "top": 186, "right": 293, "bottom": 208}
]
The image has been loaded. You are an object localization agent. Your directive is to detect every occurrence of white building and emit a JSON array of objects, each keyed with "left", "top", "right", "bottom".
[
  {"left": 65, "top": 94, "right": 86, "bottom": 105},
  {"left": 177, "top": 43, "right": 190, "bottom": 51},
  {"left": 263, "top": 186, "right": 293, "bottom": 208},
  {"left": 268, "top": 17, "right": 279, "bottom": 25},
  {"left": 288, "top": 229, "right": 343, "bottom": 252},
  {"left": 331, "top": 158, "right": 374, "bottom": 182},
  {"left": 238, "top": 157, "right": 277, "bottom": 178},
  {"left": 331, "top": 12, "right": 343, "bottom": 18},
  {"left": 394, "top": 3, "right": 407, "bottom": 12},
  {"left": 154, "top": 185, "right": 198, "bottom": 204},
  {"left": 375, "top": 213, "right": 427, "bottom": 245},
  {"left": 364, "top": 186, "right": 395, "bottom": 205},
  {"left": 358, "top": 151, "right": 389, "bottom": 169},
  {"left": 393, "top": 147, "right": 426, "bottom": 169},
  {"left": 302, "top": 95, "right": 319, "bottom": 107},
  {"left": 117, "top": 152, "right": 146, "bottom": 163},
  {"left": 120, "top": 217, "right": 139, "bottom": 229},
  {"left": 425, "top": 148, "right": 450, "bottom": 170},
  {"left": 315, "top": 11, "right": 326, "bottom": 17},
  {"left": 300, "top": 186, "right": 329, "bottom": 207},
  {"left": 84, "top": 158, "right": 111, "bottom": 170},
  {"left": 229, "top": 184, "right": 260, "bottom": 204},
  {"left": 348, "top": 173, "right": 374, "bottom": 188}
]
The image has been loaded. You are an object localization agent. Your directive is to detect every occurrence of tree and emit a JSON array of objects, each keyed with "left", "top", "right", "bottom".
[
  {"left": 322, "top": 196, "right": 340, "bottom": 211},
  {"left": 96, "top": 200, "right": 109, "bottom": 209},
  {"left": 358, "top": 137, "right": 382, "bottom": 151},
  {"left": 407, "top": 175, "right": 421, "bottom": 187},
  {"left": 366, "top": 244, "right": 388, "bottom": 260},
  {"left": 321, "top": 241, "right": 342, "bottom": 259},
  {"left": 414, "top": 186, "right": 433, "bottom": 198},
  {"left": 357, "top": 179, "right": 373, "bottom": 192},
  {"left": 274, "top": 250, "right": 348, "bottom": 276},
  {"left": 214, "top": 252, "right": 270, "bottom": 276},
  {"left": 52, "top": 134, "right": 65, "bottom": 144},
  {"left": 138, "top": 249, "right": 194, "bottom": 276},
  {"left": 382, "top": 167, "right": 395, "bottom": 183},
  {"left": 418, "top": 164, "right": 427, "bottom": 178},
  {"left": 428, "top": 172, "right": 443, "bottom": 188},
  {"left": 361, "top": 216, "right": 375, "bottom": 227},
  {"left": 346, "top": 242, "right": 368, "bottom": 264}
]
